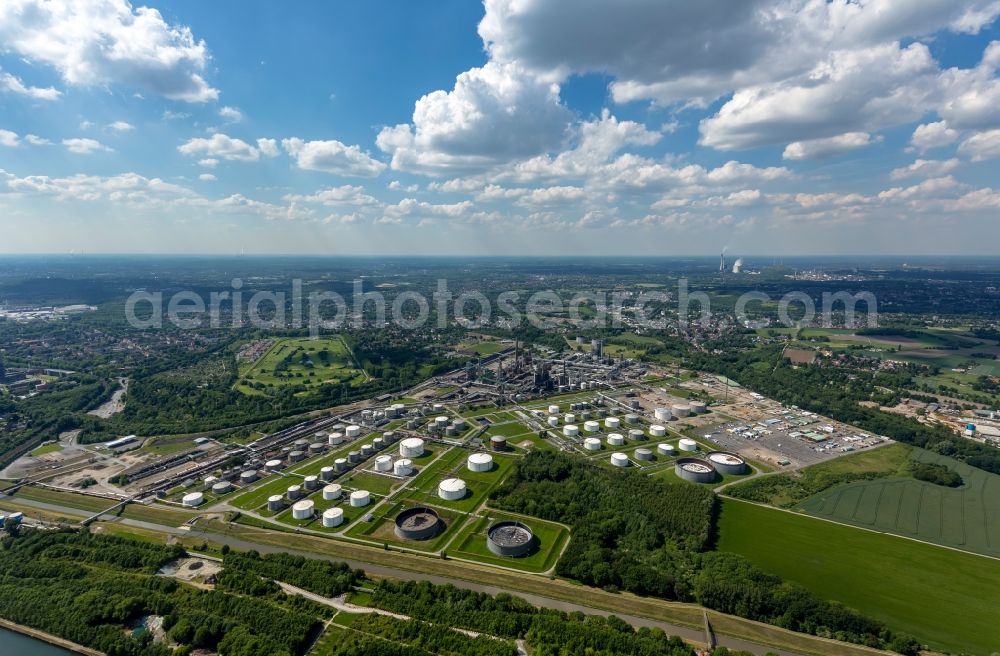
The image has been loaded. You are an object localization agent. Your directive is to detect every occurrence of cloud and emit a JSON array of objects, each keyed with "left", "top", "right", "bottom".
[
  {"left": 219, "top": 106, "right": 244, "bottom": 122},
  {"left": 256, "top": 138, "right": 279, "bottom": 158},
  {"left": 909, "top": 121, "right": 959, "bottom": 151},
  {"left": 0, "top": 130, "right": 19, "bottom": 147},
  {"left": 179, "top": 134, "right": 263, "bottom": 162},
  {"left": 958, "top": 129, "right": 1000, "bottom": 161},
  {"left": 889, "top": 158, "right": 960, "bottom": 180},
  {"left": 0, "top": 0, "right": 217, "bottom": 102},
  {"left": 376, "top": 60, "right": 572, "bottom": 174},
  {"left": 107, "top": 121, "right": 134, "bottom": 132},
  {"left": 198, "top": 173, "right": 216, "bottom": 181},
  {"left": 25, "top": 134, "right": 51, "bottom": 145},
  {"left": 282, "top": 138, "right": 385, "bottom": 177},
  {"left": 783, "top": 132, "right": 879, "bottom": 160},
  {"left": 283, "top": 185, "right": 379, "bottom": 207},
  {"left": 0, "top": 70, "right": 60, "bottom": 100},
  {"left": 62, "top": 137, "right": 111, "bottom": 154},
  {"left": 163, "top": 110, "right": 192, "bottom": 121},
  {"left": 198, "top": 158, "right": 218, "bottom": 168}
]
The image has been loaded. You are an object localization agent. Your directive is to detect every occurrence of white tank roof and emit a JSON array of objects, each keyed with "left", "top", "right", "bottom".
[
  {"left": 438, "top": 478, "right": 466, "bottom": 493},
  {"left": 468, "top": 453, "right": 493, "bottom": 465}
]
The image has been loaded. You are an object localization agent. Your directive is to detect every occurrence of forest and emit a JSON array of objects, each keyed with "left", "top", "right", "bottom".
[{"left": 488, "top": 451, "right": 919, "bottom": 654}]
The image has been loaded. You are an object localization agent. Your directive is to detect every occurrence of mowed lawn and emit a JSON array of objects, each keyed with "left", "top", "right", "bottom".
[{"left": 716, "top": 498, "right": 1000, "bottom": 655}]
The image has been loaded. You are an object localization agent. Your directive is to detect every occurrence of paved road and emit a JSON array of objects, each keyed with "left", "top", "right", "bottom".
[{"left": 5, "top": 494, "right": 810, "bottom": 656}]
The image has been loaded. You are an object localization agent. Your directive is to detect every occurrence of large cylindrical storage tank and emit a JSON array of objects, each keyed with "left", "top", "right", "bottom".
[
  {"left": 548, "top": 415, "right": 559, "bottom": 427},
  {"left": 328, "top": 432, "right": 344, "bottom": 446},
  {"left": 634, "top": 448, "right": 653, "bottom": 462},
  {"left": 434, "top": 416, "right": 449, "bottom": 429},
  {"left": 690, "top": 400, "right": 708, "bottom": 414},
  {"left": 286, "top": 485, "right": 302, "bottom": 500},
  {"left": 289, "top": 450, "right": 305, "bottom": 463},
  {"left": 453, "top": 418, "right": 467, "bottom": 430},
  {"left": 605, "top": 417, "right": 620, "bottom": 430},
  {"left": 400, "top": 437, "right": 425, "bottom": 458},
  {"left": 266, "top": 459, "right": 283, "bottom": 471},
  {"left": 322, "top": 484, "right": 342, "bottom": 500},
  {"left": 350, "top": 490, "right": 370, "bottom": 507},
  {"left": 182, "top": 492, "right": 204, "bottom": 507},
  {"left": 294, "top": 439, "right": 308, "bottom": 450},
  {"left": 654, "top": 407, "right": 672, "bottom": 422},
  {"left": 314, "top": 431, "right": 328, "bottom": 442},
  {"left": 382, "top": 431, "right": 397, "bottom": 444},
  {"left": 490, "top": 435, "right": 507, "bottom": 451},
  {"left": 292, "top": 499, "right": 314, "bottom": 520},
  {"left": 360, "top": 443, "right": 374, "bottom": 457},
  {"left": 211, "top": 481, "right": 232, "bottom": 495},
  {"left": 394, "top": 506, "right": 442, "bottom": 541},
  {"left": 548, "top": 404, "right": 560, "bottom": 414},
  {"left": 563, "top": 424, "right": 579, "bottom": 438},
  {"left": 564, "top": 413, "right": 576, "bottom": 424},
  {"left": 309, "top": 442, "right": 324, "bottom": 454},
  {"left": 348, "top": 450, "right": 361, "bottom": 464},
  {"left": 678, "top": 438, "right": 698, "bottom": 452},
  {"left": 649, "top": 424, "right": 666, "bottom": 437},
  {"left": 240, "top": 470, "right": 258, "bottom": 485},
  {"left": 267, "top": 495, "right": 283, "bottom": 512},
  {"left": 606, "top": 433, "right": 624, "bottom": 446},
  {"left": 467, "top": 452, "right": 494, "bottom": 472},
  {"left": 303, "top": 475, "right": 319, "bottom": 491},
  {"left": 374, "top": 455, "right": 393, "bottom": 472},
  {"left": 322, "top": 507, "right": 344, "bottom": 528},
  {"left": 628, "top": 429, "right": 645, "bottom": 441},
  {"left": 438, "top": 478, "right": 467, "bottom": 500},
  {"left": 672, "top": 404, "right": 691, "bottom": 418},
  {"left": 345, "top": 425, "right": 361, "bottom": 438},
  {"left": 393, "top": 458, "right": 413, "bottom": 476},
  {"left": 610, "top": 452, "right": 629, "bottom": 467},
  {"left": 372, "top": 437, "right": 384, "bottom": 450},
  {"left": 625, "top": 413, "right": 640, "bottom": 425},
  {"left": 657, "top": 443, "right": 676, "bottom": 456},
  {"left": 583, "top": 437, "right": 602, "bottom": 451},
  {"left": 675, "top": 457, "right": 716, "bottom": 483},
  {"left": 487, "top": 521, "right": 535, "bottom": 557},
  {"left": 334, "top": 458, "right": 348, "bottom": 472},
  {"left": 320, "top": 466, "right": 334, "bottom": 481},
  {"left": 583, "top": 420, "right": 600, "bottom": 433},
  {"left": 707, "top": 451, "right": 748, "bottom": 475}
]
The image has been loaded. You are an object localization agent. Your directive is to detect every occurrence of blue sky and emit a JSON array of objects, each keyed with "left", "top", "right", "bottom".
[{"left": 1, "top": 0, "right": 999, "bottom": 256}]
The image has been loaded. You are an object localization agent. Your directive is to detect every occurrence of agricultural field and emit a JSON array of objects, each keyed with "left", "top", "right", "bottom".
[
  {"left": 717, "top": 498, "right": 1000, "bottom": 656},
  {"left": 235, "top": 336, "right": 369, "bottom": 396},
  {"left": 450, "top": 510, "right": 570, "bottom": 573},
  {"left": 456, "top": 340, "right": 505, "bottom": 356},
  {"left": 795, "top": 448, "right": 1000, "bottom": 558}
]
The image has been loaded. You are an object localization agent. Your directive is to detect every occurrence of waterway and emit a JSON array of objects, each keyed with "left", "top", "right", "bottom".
[{"left": 0, "top": 626, "right": 74, "bottom": 655}]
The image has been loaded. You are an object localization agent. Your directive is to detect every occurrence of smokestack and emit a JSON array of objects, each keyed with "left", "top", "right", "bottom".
[{"left": 720, "top": 252, "right": 726, "bottom": 273}]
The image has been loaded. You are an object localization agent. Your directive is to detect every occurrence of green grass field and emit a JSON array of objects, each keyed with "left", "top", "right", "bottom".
[
  {"left": 236, "top": 336, "right": 369, "bottom": 396},
  {"left": 394, "top": 446, "right": 516, "bottom": 513},
  {"left": 795, "top": 448, "right": 1000, "bottom": 558},
  {"left": 29, "top": 442, "right": 63, "bottom": 457},
  {"left": 717, "top": 498, "right": 1000, "bottom": 655}
]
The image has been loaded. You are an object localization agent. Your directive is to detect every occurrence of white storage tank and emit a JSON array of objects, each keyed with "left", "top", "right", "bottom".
[
  {"left": 564, "top": 413, "right": 576, "bottom": 424},
  {"left": 394, "top": 458, "right": 413, "bottom": 476},
  {"left": 322, "top": 507, "right": 344, "bottom": 528},
  {"left": 182, "top": 492, "right": 204, "bottom": 507},
  {"left": 607, "top": 433, "right": 624, "bottom": 446},
  {"left": 583, "top": 420, "right": 600, "bottom": 433},
  {"left": 690, "top": 400, "right": 708, "bottom": 414},
  {"left": 548, "top": 404, "right": 560, "bottom": 414},
  {"left": 211, "top": 481, "right": 232, "bottom": 495},
  {"left": 334, "top": 458, "right": 348, "bottom": 472},
  {"left": 292, "top": 499, "right": 315, "bottom": 520},
  {"left": 672, "top": 404, "right": 691, "bottom": 418},
  {"left": 583, "top": 437, "right": 602, "bottom": 451},
  {"left": 610, "top": 452, "right": 629, "bottom": 468},
  {"left": 287, "top": 484, "right": 302, "bottom": 500},
  {"left": 605, "top": 417, "right": 621, "bottom": 430},
  {"left": 548, "top": 415, "right": 559, "bottom": 427},
  {"left": 267, "top": 495, "right": 283, "bottom": 511},
  {"left": 467, "top": 452, "right": 494, "bottom": 472},
  {"left": 360, "top": 443, "right": 374, "bottom": 456},
  {"left": 322, "top": 484, "right": 342, "bottom": 500},
  {"left": 657, "top": 443, "right": 676, "bottom": 456},
  {"left": 678, "top": 438, "right": 698, "bottom": 452},
  {"left": 350, "top": 490, "right": 371, "bottom": 507},
  {"left": 438, "top": 478, "right": 467, "bottom": 500},
  {"left": 303, "top": 475, "right": 319, "bottom": 490},
  {"left": 635, "top": 448, "right": 653, "bottom": 461},
  {"left": 374, "top": 455, "right": 393, "bottom": 472},
  {"left": 400, "top": 437, "right": 425, "bottom": 458},
  {"left": 563, "top": 424, "right": 579, "bottom": 438},
  {"left": 328, "top": 432, "right": 344, "bottom": 446},
  {"left": 345, "top": 425, "right": 362, "bottom": 438},
  {"left": 654, "top": 407, "right": 672, "bottom": 422},
  {"left": 265, "top": 459, "right": 283, "bottom": 471},
  {"left": 649, "top": 424, "right": 666, "bottom": 437},
  {"left": 320, "top": 466, "right": 334, "bottom": 481}
]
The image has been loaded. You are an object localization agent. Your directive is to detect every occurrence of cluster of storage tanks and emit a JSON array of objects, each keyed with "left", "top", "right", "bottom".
[
  {"left": 428, "top": 415, "right": 467, "bottom": 437},
  {"left": 653, "top": 401, "right": 708, "bottom": 421},
  {"left": 674, "top": 451, "right": 747, "bottom": 483}
]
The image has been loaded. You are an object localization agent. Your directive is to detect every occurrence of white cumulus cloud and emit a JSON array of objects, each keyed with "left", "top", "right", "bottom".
[{"left": 283, "top": 138, "right": 385, "bottom": 177}]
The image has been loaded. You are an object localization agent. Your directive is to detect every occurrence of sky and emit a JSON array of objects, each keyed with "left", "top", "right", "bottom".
[{"left": 1, "top": 0, "right": 999, "bottom": 257}]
